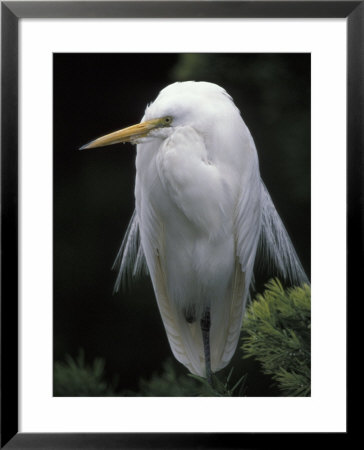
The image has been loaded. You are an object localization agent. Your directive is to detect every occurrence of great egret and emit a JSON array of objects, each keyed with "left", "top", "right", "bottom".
[{"left": 80, "top": 81, "right": 308, "bottom": 383}]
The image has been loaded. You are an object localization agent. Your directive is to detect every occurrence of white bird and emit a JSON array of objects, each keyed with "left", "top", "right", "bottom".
[{"left": 80, "top": 81, "right": 308, "bottom": 382}]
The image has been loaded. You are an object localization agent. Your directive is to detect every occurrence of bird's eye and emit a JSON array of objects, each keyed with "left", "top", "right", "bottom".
[{"left": 163, "top": 116, "right": 173, "bottom": 126}]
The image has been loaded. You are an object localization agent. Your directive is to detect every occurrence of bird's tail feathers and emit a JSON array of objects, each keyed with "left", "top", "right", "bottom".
[
  {"left": 256, "top": 181, "right": 309, "bottom": 286},
  {"left": 112, "top": 210, "right": 148, "bottom": 293}
]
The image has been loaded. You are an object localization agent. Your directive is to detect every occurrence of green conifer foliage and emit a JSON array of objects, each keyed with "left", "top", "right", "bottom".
[
  {"left": 53, "top": 349, "right": 117, "bottom": 396},
  {"left": 134, "top": 361, "right": 246, "bottom": 397},
  {"left": 241, "top": 279, "right": 311, "bottom": 396}
]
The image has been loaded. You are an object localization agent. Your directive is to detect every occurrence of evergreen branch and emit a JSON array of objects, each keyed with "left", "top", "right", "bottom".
[{"left": 241, "top": 278, "right": 311, "bottom": 396}]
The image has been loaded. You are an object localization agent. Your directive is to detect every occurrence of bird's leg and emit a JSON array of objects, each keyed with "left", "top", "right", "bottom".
[{"left": 200, "top": 307, "right": 212, "bottom": 386}]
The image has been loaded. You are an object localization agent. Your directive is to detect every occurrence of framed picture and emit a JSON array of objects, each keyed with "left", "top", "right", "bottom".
[{"left": 1, "top": 1, "right": 358, "bottom": 447}]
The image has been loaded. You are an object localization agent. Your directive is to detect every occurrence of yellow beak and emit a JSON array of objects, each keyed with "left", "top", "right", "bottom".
[{"left": 79, "top": 118, "right": 164, "bottom": 150}]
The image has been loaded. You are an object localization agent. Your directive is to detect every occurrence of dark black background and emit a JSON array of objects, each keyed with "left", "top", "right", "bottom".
[{"left": 53, "top": 53, "right": 310, "bottom": 395}]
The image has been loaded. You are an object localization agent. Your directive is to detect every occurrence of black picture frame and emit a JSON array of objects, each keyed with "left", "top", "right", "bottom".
[{"left": 1, "top": 1, "right": 359, "bottom": 448}]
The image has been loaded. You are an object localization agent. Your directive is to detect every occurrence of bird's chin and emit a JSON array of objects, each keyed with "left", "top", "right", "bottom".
[
  {"left": 134, "top": 129, "right": 170, "bottom": 145},
  {"left": 132, "top": 135, "right": 157, "bottom": 145}
]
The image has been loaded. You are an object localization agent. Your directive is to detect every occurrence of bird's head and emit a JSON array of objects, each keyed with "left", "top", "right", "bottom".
[{"left": 79, "top": 81, "right": 238, "bottom": 150}]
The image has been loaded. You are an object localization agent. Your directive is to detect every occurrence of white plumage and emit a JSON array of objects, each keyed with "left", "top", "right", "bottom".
[{"left": 83, "top": 81, "right": 308, "bottom": 378}]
